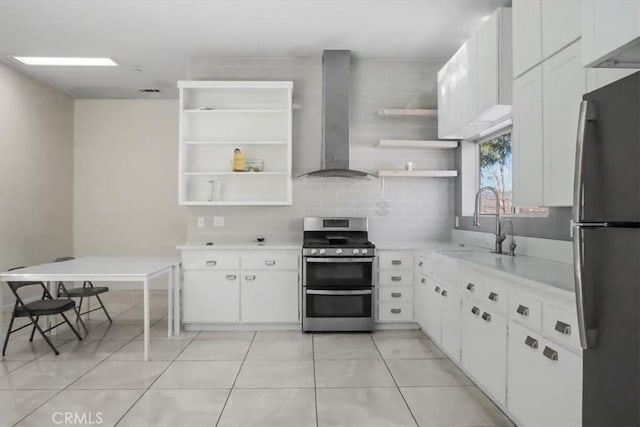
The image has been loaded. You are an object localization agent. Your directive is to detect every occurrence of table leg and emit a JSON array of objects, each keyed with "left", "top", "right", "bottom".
[
  {"left": 143, "top": 278, "right": 150, "bottom": 361},
  {"left": 47, "top": 281, "right": 55, "bottom": 335},
  {"left": 173, "top": 264, "right": 181, "bottom": 335},
  {"left": 167, "top": 268, "right": 173, "bottom": 338}
]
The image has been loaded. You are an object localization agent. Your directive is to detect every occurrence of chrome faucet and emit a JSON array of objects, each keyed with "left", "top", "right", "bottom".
[
  {"left": 501, "top": 219, "right": 517, "bottom": 257},
  {"left": 473, "top": 186, "right": 506, "bottom": 254}
]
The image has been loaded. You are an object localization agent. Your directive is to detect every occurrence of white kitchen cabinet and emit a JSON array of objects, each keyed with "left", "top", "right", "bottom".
[
  {"left": 581, "top": 0, "right": 640, "bottom": 68},
  {"left": 424, "top": 278, "right": 443, "bottom": 344},
  {"left": 440, "top": 286, "right": 462, "bottom": 363},
  {"left": 414, "top": 273, "right": 428, "bottom": 330},
  {"left": 508, "top": 321, "right": 582, "bottom": 426},
  {"left": 513, "top": 0, "right": 542, "bottom": 77},
  {"left": 541, "top": 0, "right": 581, "bottom": 59},
  {"left": 177, "top": 81, "right": 293, "bottom": 206},
  {"left": 587, "top": 68, "right": 638, "bottom": 91},
  {"left": 542, "top": 41, "right": 585, "bottom": 206},
  {"left": 377, "top": 250, "right": 415, "bottom": 323},
  {"left": 461, "top": 298, "right": 507, "bottom": 405},
  {"left": 240, "top": 270, "right": 299, "bottom": 323},
  {"left": 183, "top": 270, "right": 240, "bottom": 322}
]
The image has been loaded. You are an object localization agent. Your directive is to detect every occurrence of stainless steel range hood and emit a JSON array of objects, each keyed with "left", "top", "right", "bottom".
[{"left": 299, "top": 50, "right": 376, "bottom": 179}]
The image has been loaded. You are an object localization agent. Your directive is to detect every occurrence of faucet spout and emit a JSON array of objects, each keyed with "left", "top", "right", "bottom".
[{"left": 473, "top": 186, "right": 505, "bottom": 254}]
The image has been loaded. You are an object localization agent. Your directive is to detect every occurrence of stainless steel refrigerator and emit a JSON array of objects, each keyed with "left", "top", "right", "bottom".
[{"left": 573, "top": 70, "right": 640, "bottom": 426}]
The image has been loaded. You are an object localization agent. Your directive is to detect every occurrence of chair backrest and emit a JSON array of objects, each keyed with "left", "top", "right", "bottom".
[{"left": 54, "top": 256, "right": 75, "bottom": 262}]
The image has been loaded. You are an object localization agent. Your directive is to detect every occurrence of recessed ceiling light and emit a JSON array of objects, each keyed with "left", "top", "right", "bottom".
[{"left": 12, "top": 57, "right": 117, "bottom": 66}]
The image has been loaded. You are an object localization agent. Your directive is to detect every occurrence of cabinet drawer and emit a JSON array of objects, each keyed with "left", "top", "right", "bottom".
[
  {"left": 509, "top": 290, "right": 543, "bottom": 332},
  {"left": 461, "top": 267, "right": 484, "bottom": 301},
  {"left": 182, "top": 252, "right": 240, "bottom": 270},
  {"left": 379, "top": 270, "right": 413, "bottom": 286},
  {"left": 241, "top": 252, "right": 298, "bottom": 270},
  {"left": 543, "top": 304, "right": 580, "bottom": 351},
  {"left": 379, "top": 252, "right": 413, "bottom": 269},
  {"left": 379, "top": 286, "right": 414, "bottom": 302},
  {"left": 378, "top": 302, "right": 413, "bottom": 322},
  {"left": 482, "top": 276, "right": 508, "bottom": 314}
]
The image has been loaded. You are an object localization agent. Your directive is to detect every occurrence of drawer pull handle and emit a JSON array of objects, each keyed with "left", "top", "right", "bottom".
[
  {"left": 482, "top": 312, "right": 492, "bottom": 322},
  {"left": 391, "top": 276, "right": 402, "bottom": 282},
  {"left": 418, "top": 261, "right": 424, "bottom": 267},
  {"left": 441, "top": 290, "right": 448, "bottom": 297},
  {"left": 226, "top": 274, "right": 237, "bottom": 280},
  {"left": 390, "top": 308, "right": 402, "bottom": 314},
  {"left": 434, "top": 286, "right": 441, "bottom": 293},
  {"left": 391, "top": 292, "right": 402, "bottom": 298},
  {"left": 265, "top": 260, "right": 276, "bottom": 266},
  {"left": 421, "top": 278, "right": 426, "bottom": 284},
  {"left": 525, "top": 336, "right": 539, "bottom": 349},
  {"left": 391, "top": 260, "right": 402, "bottom": 265},
  {"left": 543, "top": 346, "right": 559, "bottom": 361},
  {"left": 555, "top": 321, "right": 571, "bottom": 335},
  {"left": 466, "top": 282, "right": 475, "bottom": 291},
  {"left": 517, "top": 304, "right": 530, "bottom": 316},
  {"left": 488, "top": 292, "right": 499, "bottom": 302},
  {"left": 245, "top": 275, "right": 256, "bottom": 281},
  {"left": 206, "top": 260, "right": 217, "bottom": 266},
  {"left": 471, "top": 306, "right": 480, "bottom": 315}
]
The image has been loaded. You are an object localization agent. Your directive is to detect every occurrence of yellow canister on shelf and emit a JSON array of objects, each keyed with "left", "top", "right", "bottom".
[{"left": 232, "top": 148, "right": 245, "bottom": 172}]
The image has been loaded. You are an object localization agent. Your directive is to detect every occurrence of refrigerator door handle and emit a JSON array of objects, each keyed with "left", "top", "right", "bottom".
[
  {"left": 573, "top": 224, "right": 599, "bottom": 349},
  {"left": 572, "top": 100, "right": 596, "bottom": 224}
]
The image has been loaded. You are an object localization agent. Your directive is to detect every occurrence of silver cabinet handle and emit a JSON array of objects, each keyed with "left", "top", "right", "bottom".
[
  {"left": 555, "top": 321, "right": 572, "bottom": 335},
  {"left": 307, "top": 289, "right": 372, "bottom": 295},
  {"left": 418, "top": 261, "right": 424, "bottom": 267},
  {"left": 434, "top": 286, "right": 441, "bottom": 293},
  {"left": 543, "top": 346, "right": 559, "bottom": 361},
  {"left": 206, "top": 260, "right": 217, "bottom": 266},
  {"left": 482, "top": 312, "right": 491, "bottom": 322},
  {"left": 226, "top": 274, "right": 237, "bottom": 280},
  {"left": 390, "top": 308, "right": 402, "bottom": 314},
  {"left": 391, "top": 260, "right": 402, "bottom": 265},
  {"left": 391, "top": 292, "right": 402, "bottom": 298},
  {"left": 245, "top": 275, "right": 256, "bottom": 281},
  {"left": 488, "top": 292, "right": 499, "bottom": 302},
  {"left": 517, "top": 304, "right": 530, "bottom": 316},
  {"left": 466, "top": 282, "right": 475, "bottom": 291},
  {"left": 471, "top": 306, "right": 480, "bottom": 315},
  {"left": 391, "top": 276, "right": 402, "bottom": 282},
  {"left": 265, "top": 260, "right": 276, "bottom": 266},
  {"left": 441, "top": 290, "right": 448, "bottom": 297},
  {"left": 525, "top": 336, "right": 539, "bottom": 349},
  {"left": 421, "top": 278, "right": 426, "bottom": 284}
]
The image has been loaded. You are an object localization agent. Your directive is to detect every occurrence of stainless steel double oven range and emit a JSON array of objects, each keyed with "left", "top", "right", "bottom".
[{"left": 302, "top": 217, "right": 376, "bottom": 332}]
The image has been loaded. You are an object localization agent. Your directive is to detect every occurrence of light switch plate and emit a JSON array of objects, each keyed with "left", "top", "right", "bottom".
[
  {"left": 197, "top": 217, "right": 205, "bottom": 228},
  {"left": 213, "top": 216, "right": 224, "bottom": 227}
]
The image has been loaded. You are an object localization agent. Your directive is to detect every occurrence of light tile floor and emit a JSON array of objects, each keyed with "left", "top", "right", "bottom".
[{"left": 1, "top": 290, "right": 514, "bottom": 427}]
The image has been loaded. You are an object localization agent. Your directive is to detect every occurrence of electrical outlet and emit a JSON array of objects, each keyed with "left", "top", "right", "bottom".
[
  {"left": 455, "top": 216, "right": 459, "bottom": 228},
  {"left": 213, "top": 216, "right": 224, "bottom": 227},
  {"left": 197, "top": 217, "right": 205, "bottom": 228}
]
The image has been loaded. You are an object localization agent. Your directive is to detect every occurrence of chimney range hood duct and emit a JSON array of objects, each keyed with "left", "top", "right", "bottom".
[{"left": 299, "top": 50, "right": 376, "bottom": 179}]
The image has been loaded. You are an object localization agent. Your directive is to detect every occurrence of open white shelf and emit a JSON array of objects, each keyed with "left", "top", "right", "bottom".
[
  {"left": 180, "top": 201, "right": 292, "bottom": 206},
  {"left": 183, "top": 172, "right": 288, "bottom": 176},
  {"left": 184, "top": 140, "right": 287, "bottom": 146},
  {"left": 377, "top": 170, "right": 458, "bottom": 178},
  {"left": 184, "top": 108, "right": 288, "bottom": 114},
  {"left": 378, "top": 108, "right": 438, "bottom": 117},
  {"left": 378, "top": 139, "right": 458, "bottom": 149}
]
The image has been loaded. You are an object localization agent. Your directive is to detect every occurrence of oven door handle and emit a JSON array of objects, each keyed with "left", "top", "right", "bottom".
[
  {"left": 305, "top": 258, "right": 374, "bottom": 263},
  {"left": 306, "top": 289, "right": 373, "bottom": 296}
]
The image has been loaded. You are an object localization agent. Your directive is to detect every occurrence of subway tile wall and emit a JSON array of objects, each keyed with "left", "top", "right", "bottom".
[{"left": 186, "top": 57, "right": 454, "bottom": 244}]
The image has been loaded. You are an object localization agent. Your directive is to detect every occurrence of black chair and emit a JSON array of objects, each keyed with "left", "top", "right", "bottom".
[
  {"left": 2, "top": 266, "right": 84, "bottom": 356},
  {"left": 54, "top": 257, "right": 112, "bottom": 324}
]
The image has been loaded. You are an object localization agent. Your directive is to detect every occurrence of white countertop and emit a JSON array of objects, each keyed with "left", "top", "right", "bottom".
[{"left": 177, "top": 243, "right": 302, "bottom": 250}]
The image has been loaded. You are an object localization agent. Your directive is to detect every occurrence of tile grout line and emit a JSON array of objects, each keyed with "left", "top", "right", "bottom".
[
  {"left": 113, "top": 328, "right": 201, "bottom": 426},
  {"left": 369, "top": 335, "right": 420, "bottom": 427},
  {"left": 214, "top": 330, "right": 257, "bottom": 427},
  {"left": 311, "top": 333, "right": 319, "bottom": 427}
]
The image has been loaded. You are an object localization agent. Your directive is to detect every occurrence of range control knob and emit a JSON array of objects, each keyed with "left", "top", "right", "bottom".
[
  {"left": 336, "top": 249, "right": 343, "bottom": 254},
  {"left": 353, "top": 249, "right": 360, "bottom": 254},
  {"left": 361, "top": 249, "right": 368, "bottom": 254},
  {"left": 310, "top": 248, "right": 317, "bottom": 255},
  {"left": 319, "top": 249, "right": 326, "bottom": 255}
]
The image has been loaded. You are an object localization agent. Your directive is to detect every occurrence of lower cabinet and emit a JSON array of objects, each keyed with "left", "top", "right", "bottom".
[
  {"left": 240, "top": 270, "right": 299, "bottom": 323},
  {"left": 183, "top": 270, "right": 240, "bottom": 322},
  {"left": 422, "top": 278, "right": 461, "bottom": 363},
  {"left": 461, "top": 298, "right": 507, "bottom": 405},
  {"left": 508, "top": 320, "right": 582, "bottom": 426}
]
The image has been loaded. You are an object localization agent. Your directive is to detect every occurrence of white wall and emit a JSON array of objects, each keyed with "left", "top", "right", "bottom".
[{"left": 0, "top": 63, "right": 74, "bottom": 304}]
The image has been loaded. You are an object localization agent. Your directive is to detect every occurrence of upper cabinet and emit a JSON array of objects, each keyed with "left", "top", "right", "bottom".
[
  {"left": 177, "top": 81, "right": 293, "bottom": 206},
  {"left": 438, "top": 7, "right": 512, "bottom": 140},
  {"left": 541, "top": 0, "right": 581, "bottom": 59},
  {"left": 581, "top": 0, "right": 640, "bottom": 68}
]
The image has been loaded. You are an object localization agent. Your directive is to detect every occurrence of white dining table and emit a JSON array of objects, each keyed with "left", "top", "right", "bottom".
[{"left": 0, "top": 257, "right": 181, "bottom": 361}]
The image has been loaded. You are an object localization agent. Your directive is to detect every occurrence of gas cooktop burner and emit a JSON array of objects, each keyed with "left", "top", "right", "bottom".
[{"left": 302, "top": 217, "right": 375, "bottom": 257}]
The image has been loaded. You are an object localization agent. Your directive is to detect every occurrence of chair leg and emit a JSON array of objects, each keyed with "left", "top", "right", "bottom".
[
  {"left": 74, "top": 307, "right": 88, "bottom": 334},
  {"left": 77, "top": 297, "right": 84, "bottom": 314},
  {"left": 60, "top": 312, "right": 83, "bottom": 341},
  {"left": 2, "top": 311, "right": 16, "bottom": 357},
  {"left": 29, "top": 315, "right": 60, "bottom": 356},
  {"left": 95, "top": 295, "right": 113, "bottom": 323},
  {"left": 29, "top": 316, "right": 40, "bottom": 342}
]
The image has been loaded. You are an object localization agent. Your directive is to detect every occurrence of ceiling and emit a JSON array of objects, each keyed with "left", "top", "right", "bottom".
[{"left": 0, "top": 0, "right": 511, "bottom": 99}]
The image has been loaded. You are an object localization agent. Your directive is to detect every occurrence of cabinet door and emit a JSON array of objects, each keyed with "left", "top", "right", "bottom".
[
  {"left": 440, "top": 287, "right": 462, "bottom": 363},
  {"left": 512, "top": 66, "right": 544, "bottom": 207},
  {"left": 542, "top": 41, "right": 586, "bottom": 206},
  {"left": 437, "top": 61, "right": 454, "bottom": 138},
  {"left": 513, "top": 0, "right": 542, "bottom": 77},
  {"left": 183, "top": 270, "right": 240, "bottom": 322},
  {"left": 414, "top": 275, "right": 428, "bottom": 331},
  {"left": 541, "top": 0, "right": 581, "bottom": 59},
  {"left": 477, "top": 10, "right": 499, "bottom": 115},
  {"left": 240, "top": 270, "right": 299, "bottom": 323},
  {"left": 424, "top": 279, "right": 442, "bottom": 343}
]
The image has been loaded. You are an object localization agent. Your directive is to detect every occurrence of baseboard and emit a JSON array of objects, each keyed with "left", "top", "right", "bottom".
[{"left": 184, "top": 322, "right": 302, "bottom": 331}]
